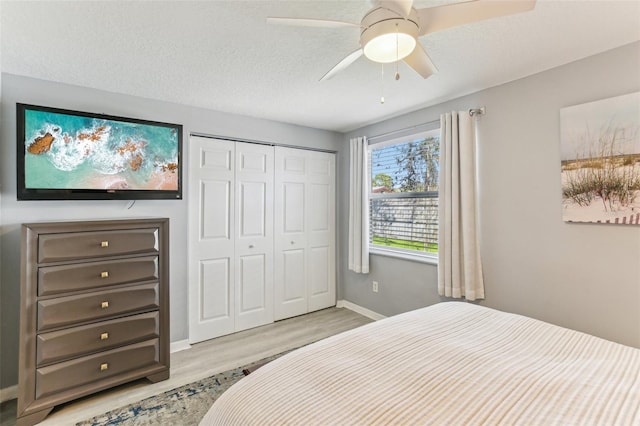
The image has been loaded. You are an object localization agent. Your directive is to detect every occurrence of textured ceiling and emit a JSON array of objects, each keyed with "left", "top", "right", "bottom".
[{"left": 1, "top": 1, "right": 639, "bottom": 132}]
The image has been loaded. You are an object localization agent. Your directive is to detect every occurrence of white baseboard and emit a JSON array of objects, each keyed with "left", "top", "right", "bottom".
[
  {"left": 170, "top": 339, "right": 192, "bottom": 353},
  {"left": 337, "top": 300, "right": 386, "bottom": 321},
  {"left": 0, "top": 384, "right": 17, "bottom": 403}
]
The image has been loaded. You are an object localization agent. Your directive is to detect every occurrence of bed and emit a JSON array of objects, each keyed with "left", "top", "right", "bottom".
[{"left": 200, "top": 302, "right": 640, "bottom": 425}]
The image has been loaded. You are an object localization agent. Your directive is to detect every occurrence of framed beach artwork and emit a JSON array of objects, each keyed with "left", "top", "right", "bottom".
[{"left": 560, "top": 92, "right": 640, "bottom": 225}]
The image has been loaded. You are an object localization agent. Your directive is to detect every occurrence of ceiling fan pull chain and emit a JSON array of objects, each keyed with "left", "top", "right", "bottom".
[
  {"left": 395, "top": 24, "right": 400, "bottom": 81},
  {"left": 380, "top": 63, "right": 385, "bottom": 104}
]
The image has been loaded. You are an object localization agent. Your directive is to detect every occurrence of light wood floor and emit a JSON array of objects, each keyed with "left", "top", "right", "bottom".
[{"left": 0, "top": 307, "right": 371, "bottom": 426}]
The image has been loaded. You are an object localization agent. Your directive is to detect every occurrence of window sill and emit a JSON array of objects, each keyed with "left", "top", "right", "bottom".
[{"left": 369, "top": 247, "right": 438, "bottom": 265}]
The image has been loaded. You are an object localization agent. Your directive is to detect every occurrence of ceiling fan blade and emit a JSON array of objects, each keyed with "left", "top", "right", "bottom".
[
  {"left": 378, "top": 0, "right": 414, "bottom": 17},
  {"left": 403, "top": 43, "right": 438, "bottom": 79},
  {"left": 417, "top": 0, "right": 536, "bottom": 35},
  {"left": 320, "top": 49, "right": 364, "bottom": 81},
  {"left": 266, "top": 17, "right": 360, "bottom": 28}
]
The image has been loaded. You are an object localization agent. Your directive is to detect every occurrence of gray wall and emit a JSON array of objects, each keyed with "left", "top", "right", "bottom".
[
  {"left": 0, "top": 73, "right": 343, "bottom": 388},
  {"left": 2, "top": 42, "right": 639, "bottom": 390},
  {"left": 339, "top": 41, "right": 640, "bottom": 348}
]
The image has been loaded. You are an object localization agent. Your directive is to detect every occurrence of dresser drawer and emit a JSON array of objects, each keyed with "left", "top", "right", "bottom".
[
  {"left": 38, "top": 228, "right": 159, "bottom": 263},
  {"left": 36, "top": 311, "right": 159, "bottom": 366},
  {"left": 38, "top": 256, "right": 159, "bottom": 296},
  {"left": 37, "top": 283, "right": 159, "bottom": 331},
  {"left": 36, "top": 339, "right": 159, "bottom": 399}
]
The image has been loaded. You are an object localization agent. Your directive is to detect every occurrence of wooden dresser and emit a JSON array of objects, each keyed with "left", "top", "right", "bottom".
[{"left": 17, "top": 218, "right": 170, "bottom": 426}]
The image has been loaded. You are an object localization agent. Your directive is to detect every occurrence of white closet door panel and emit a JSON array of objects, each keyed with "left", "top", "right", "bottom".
[
  {"left": 308, "top": 154, "right": 333, "bottom": 176},
  {"left": 283, "top": 250, "right": 306, "bottom": 301},
  {"left": 201, "top": 146, "right": 232, "bottom": 170},
  {"left": 283, "top": 155, "right": 306, "bottom": 174},
  {"left": 235, "top": 253, "right": 270, "bottom": 331},
  {"left": 309, "top": 183, "right": 330, "bottom": 231},
  {"left": 198, "top": 257, "right": 234, "bottom": 336},
  {"left": 274, "top": 248, "right": 307, "bottom": 319},
  {"left": 239, "top": 149, "right": 268, "bottom": 173},
  {"left": 235, "top": 142, "right": 274, "bottom": 330},
  {"left": 309, "top": 247, "right": 330, "bottom": 296},
  {"left": 307, "top": 152, "right": 336, "bottom": 312},
  {"left": 238, "top": 255, "right": 266, "bottom": 310},
  {"left": 283, "top": 183, "right": 305, "bottom": 233},
  {"left": 201, "top": 180, "right": 231, "bottom": 239},
  {"left": 274, "top": 147, "right": 308, "bottom": 320},
  {"left": 189, "top": 137, "right": 236, "bottom": 343},
  {"left": 239, "top": 181, "right": 267, "bottom": 237},
  {"left": 276, "top": 180, "right": 307, "bottom": 319}
]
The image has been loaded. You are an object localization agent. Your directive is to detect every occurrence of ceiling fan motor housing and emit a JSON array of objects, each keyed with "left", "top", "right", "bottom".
[{"left": 360, "top": 8, "right": 420, "bottom": 63}]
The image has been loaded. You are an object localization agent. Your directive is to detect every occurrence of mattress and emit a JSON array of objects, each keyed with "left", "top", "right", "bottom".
[{"left": 200, "top": 302, "right": 640, "bottom": 425}]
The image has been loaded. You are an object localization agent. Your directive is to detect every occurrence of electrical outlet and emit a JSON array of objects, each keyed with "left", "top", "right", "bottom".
[{"left": 372, "top": 281, "right": 379, "bottom": 293}]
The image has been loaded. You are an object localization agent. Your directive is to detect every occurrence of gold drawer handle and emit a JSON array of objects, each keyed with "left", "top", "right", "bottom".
[
  {"left": 100, "top": 271, "right": 109, "bottom": 278},
  {"left": 101, "top": 241, "right": 109, "bottom": 248},
  {"left": 100, "top": 332, "right": 109, "bottom": 340},
  {"left": 100, "top": 363, "right": 109, "bottom": 371},
  {"left": 101, "top": 301, "right": 109, "bottom": 309}
]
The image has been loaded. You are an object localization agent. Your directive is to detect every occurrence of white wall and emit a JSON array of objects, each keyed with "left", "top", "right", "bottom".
[
  {"left": 340, "top": 42, "right": 640, "bottom": 348},
  {"left": 0, "top": 73, "right": 343, "bottom": 388}
]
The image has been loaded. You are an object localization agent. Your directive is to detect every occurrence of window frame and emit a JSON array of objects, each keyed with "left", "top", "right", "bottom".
[{"left": 367, "top": 126, "right": 440, "bottom": 263}]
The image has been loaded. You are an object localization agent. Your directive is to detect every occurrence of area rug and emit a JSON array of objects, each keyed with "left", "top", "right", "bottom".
[{"left": 76, "top": 353, "right": 284, "bottom": 426}]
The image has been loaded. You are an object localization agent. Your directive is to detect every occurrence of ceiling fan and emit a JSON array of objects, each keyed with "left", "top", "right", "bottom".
[{"left": 267, "top": 0, "right": 536, "bottom": 81}]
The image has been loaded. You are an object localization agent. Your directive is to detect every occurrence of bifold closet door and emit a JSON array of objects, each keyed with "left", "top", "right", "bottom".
[
  {"left": 189, "top": 137, "right": 235, "bottom": 342},
  {"left": 234, "top": 143, "right": 274, "bottom": 332},
  {"left": 274, "top": 147, "right": 336, "bottom": 321},
  {"left": 189, "top": 137, "right": 273, "bottom": 343}
]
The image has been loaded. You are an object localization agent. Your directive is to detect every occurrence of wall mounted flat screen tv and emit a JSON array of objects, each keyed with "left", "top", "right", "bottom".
[{"left": 17, "top": 103, "right": 183, "bottom": 200}]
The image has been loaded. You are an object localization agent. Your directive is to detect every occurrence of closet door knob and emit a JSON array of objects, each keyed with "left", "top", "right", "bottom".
[
  {"left": 290, "top": 241, "right": 295, "bottom": 245},
  {"left": 249, "top": 244, "right": 254, "bottom": 248}
]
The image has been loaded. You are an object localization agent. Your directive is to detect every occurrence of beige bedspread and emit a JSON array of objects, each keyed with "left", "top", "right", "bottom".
[{"left": 200, "top": 302, "right": 640, "bottom": 425}]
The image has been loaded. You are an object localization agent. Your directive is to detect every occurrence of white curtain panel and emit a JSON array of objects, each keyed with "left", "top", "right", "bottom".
[
  {"left": 348, "top": 137, "right": 370, "bottom": 274},
  {"left": 438, "top": 112, "right": 484, "bottom": 300}
]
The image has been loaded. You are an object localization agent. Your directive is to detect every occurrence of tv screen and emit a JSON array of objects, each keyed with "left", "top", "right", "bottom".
[{"left": 17, "top": 103, "right": 183, "bottom": 200}]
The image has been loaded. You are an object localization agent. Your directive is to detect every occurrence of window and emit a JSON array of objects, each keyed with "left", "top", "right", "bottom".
[{"left": 368, "top": 128, "right": 440, "bottom": 261}]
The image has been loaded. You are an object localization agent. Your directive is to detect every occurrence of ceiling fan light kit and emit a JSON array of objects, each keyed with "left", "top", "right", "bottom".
[
  {"left": 361, "top": 18, "right": 418, "bottom": 63},
  {"left": 360, "top": 7, "right": 419, "bottom": 63}
]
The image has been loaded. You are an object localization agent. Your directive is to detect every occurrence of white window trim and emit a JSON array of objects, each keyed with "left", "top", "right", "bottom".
[
  {"left": 369, "top": 245, "right": 438, "bottom": 265},
  {"left": 368, "top": 128, "right": 439, "bottom": 149},
  {"left": 368, "top": 127, "right": 440, "bottom": 262}
]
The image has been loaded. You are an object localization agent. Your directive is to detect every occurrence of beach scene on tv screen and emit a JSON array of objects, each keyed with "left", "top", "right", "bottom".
[{"left": 24, "top": 109, "right": 179, "bottom": 191}]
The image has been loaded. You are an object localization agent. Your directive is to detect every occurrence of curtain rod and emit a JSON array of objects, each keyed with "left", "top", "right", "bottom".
[
  {"left": 469, "top": 107, "right": 486, "bottom": 116},
  {"left": 368, "top": 107, "right": 485, "bottom": 142}
]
